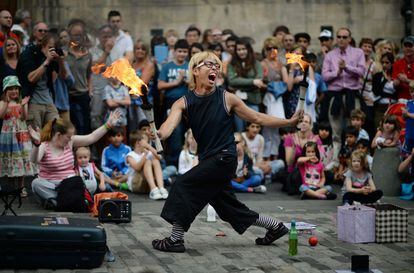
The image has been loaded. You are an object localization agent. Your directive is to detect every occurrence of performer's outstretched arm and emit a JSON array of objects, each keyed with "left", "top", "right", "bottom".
[
  {"left": 157, "top": 97, "right": 185, "bottom": 140},
  {"left": 226, "top": 91, "right": 301, "bottom": 128}
]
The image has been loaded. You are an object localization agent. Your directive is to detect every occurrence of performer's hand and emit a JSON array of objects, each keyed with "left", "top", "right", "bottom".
[
  {"left": 107, "top": 109, "right": 122, "bottom": 127},
  {"left": 289, "top": 110, "right": 304, "bottom": 127}
]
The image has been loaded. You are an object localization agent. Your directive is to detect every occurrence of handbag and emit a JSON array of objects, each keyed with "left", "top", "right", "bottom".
[{"left": 267, "top": 81, "right": 287, "bottom": 99}]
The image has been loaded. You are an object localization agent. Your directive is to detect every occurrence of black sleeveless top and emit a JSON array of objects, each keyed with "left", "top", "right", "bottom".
[{"left": 184, "top": 87, "right": 236, "bottom": 160}]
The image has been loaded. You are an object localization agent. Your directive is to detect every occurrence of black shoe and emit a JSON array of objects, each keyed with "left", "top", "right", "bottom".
[
  {"left": 152, "top": 237, "right": 186, "bottom": 253},
  {"left": 255, "top": 223, "right": 289, "bottom": 245},
  {"left": 326, "top": 192, "right": 337, "bottom": 200}
]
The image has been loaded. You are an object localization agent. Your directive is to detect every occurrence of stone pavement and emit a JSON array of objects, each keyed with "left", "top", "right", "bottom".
[{"left": 1, "top": 183, "right": 414, "bottom": 273}]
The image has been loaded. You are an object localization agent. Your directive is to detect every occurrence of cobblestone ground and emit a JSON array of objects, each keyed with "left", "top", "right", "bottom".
[{"left": 1, "top": 182, "right": 413, "bottom": 273}]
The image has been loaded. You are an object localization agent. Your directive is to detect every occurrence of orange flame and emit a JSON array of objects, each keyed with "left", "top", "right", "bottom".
[
  {"left": 91, "top": 63, "right": 106, "bottom": 75},
  {"left": 69, "top": 41, "right": 77, "bottom": 48},
  {"left": 101, "top": 58, "right": 147, "bottom": 96},
  {"left": 272, "top": 49, "right": 278, "bottom": 61},
  {"left": 285, "top": 53, "right": 309, "bottom": 71}
]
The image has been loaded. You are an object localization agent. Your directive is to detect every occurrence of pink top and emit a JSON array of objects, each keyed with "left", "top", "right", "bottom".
[
  {"left": 39, "top": 142, "right": 76, "bottom": 181},
  {"left": 299, "top": 161, "right": 324, "bottom": 187},
  {"left": 284, "top": 133, "right": 324, "bottom": 172}
]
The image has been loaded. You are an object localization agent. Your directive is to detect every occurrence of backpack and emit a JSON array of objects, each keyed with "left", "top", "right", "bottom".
[
  {"left": 283, "top": 168, "right": 302, "bottom": 195},
  {"left": 56, "top": 176, "right": 94, "bottom": 212}
]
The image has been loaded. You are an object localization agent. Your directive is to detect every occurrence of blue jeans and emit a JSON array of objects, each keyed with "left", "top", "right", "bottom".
[
  {"left": 231, "top": 175, "right": 262, "bottom": 192},
  {"left": 234, "top": 103, "right": 259, "bottom": 132},
  {"left": 70, "top": 93, "right": 91, "bottom": 135}
]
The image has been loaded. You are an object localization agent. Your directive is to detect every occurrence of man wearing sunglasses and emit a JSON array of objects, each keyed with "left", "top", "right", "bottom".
[
  {"left": 152, "top": 51, "right": 302, "bottom": 253},
  {"left": 392, "top": 36, "right": 414, "bottom": 100},
  {"left": 322, "top": 27, "right": 365, "bottom": 161}
]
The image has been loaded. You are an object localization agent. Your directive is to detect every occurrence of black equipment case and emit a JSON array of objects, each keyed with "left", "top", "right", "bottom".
[{"left": 0, "top": 216, "right": 107, "bottom": 269}]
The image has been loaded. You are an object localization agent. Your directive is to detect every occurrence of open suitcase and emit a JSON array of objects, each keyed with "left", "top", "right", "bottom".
[{"left": 0, "top": 216, "right": 107, "bottom": 269}]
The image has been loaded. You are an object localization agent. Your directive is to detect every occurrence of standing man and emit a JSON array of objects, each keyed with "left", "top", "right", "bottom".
[
  {"left": 0, "top": 10, "right": 18, "bottom": 48},
  {"left": 392, "top": 36, "right": 414, "bottom": 100},
  {"left": 107, "top": 10, "right": 133, "bottom": 62},
  {"left": 90, "top": 24, "right": 115, "bottom": 130},
  {"left": 315, "top": 29, "right": 334, "bottom": 73},
  {"left": 30, "top": 22, "right": 49, "bottom": 45},
  {"left": 11, "top": 9, "right": 31, "bottom": 46},
  {"left": 16, "top": 33, "right": 66, "bottom": 129},
  {"left": 322, "top": 27, "right": 365, "bottom": 159},
  {"left": 158, "top": 39, "right": 189, "bottom": 166},
  {"left": 185, "top": 26, "right": 201, "bottom": 46},
  {"left": 152, "top": 51, "right": 301, "bottom": 253},
  {"left": 294, "top": 32, "right": 311, "bottom": 52},
  {"left": 278, "top": 33, "right": 295, "bottom": 65}
]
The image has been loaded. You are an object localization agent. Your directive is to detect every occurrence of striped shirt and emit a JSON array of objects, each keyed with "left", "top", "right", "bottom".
[{"left": 39, "top": 142, "right": 75, "bottom": 181}]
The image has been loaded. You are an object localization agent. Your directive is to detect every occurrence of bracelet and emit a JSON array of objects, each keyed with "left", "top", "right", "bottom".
[{"left": 104, "top": 122, "right": 112, "bottom": 130}]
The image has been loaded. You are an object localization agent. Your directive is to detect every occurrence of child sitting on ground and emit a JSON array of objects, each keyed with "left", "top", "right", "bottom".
[
  {"left": 371, "top": 114, "right": 400, "bottom": 150},
  {"left": 126, "top": 131, "right": 168, "bottom": 200},
  {"left": 75, "top": 147, "right": 106, "bottom": 195},
  {"left": 297, "top": 141, "right": 336, "bottom": 200},
  {"left": 178, "top": 129, "right": 198, "bottom": 175},
  {"left": 231, "top": 133, "right": 266, "bottom": 193},
  {"left": 101, "top": 127, "right": 131, "bottom": 190},
  {"left": 355, "top": 139, "right": 373, "bottom": 170},
  {"left": 342, "top": 150, "right": 383, "bottom": 205},
  {"left": 139, "top": 119, "right": 178, "bottom": 185},
  {"left": 334, "top": 126, "right": 359, "bottom": 183},
  {"left": 350, "top": 109, "right": 370, "bottom": 141}
]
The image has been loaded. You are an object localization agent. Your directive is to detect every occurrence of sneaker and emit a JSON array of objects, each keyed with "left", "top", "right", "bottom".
[
  {"left": 159, "top": 187, "right": 169, "bottom": 199},
  {"left": 255, "top": 223, "right": 289, "bottom": 245},
  {"left": 253, "top": 185, "right": 267, "bottom": 193},
  {"left": 149, "top": 188, "right": 163, "bottom": 200},
  {"left": 20, "top": 187, "right": 28, "bottom": 198},
  {"left": 152, "top": 237, "right": 185, "bottom": 253}
]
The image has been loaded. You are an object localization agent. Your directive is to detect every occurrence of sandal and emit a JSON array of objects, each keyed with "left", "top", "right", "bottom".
[
  {"left": 152, "top": 237, "right": 185, "bottom": 253},
  {"left": 255, "top": 223, "right": 289, "bottom": 245}
]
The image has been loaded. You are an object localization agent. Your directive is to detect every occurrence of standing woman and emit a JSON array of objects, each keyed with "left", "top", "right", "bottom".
[
  {"left": 359, "top": 38, "right": 377, "bottom": 139},
  {"left": 130, "top": 40, "right": 155, "bottom": 131},
  {"left": 0, "top": 37, "right": 20, "bottom": 92},
  {"left": 374, "top": 40, "right": 395, "bottom": 73},
  {"left": 373, "top": 52, "right": 396, "bottom": 127},
  {"left": 228, "top": 39, "right": 266, "bottom": 131},
  {"left": 66, "top": 19, "right": 92, "bottom": 135},
  {"left": 261, "top": 37, "right": 289, "bottom": 159}
]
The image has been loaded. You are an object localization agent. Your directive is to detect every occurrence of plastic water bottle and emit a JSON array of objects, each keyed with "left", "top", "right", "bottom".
[
  {"left": 207, "top": 204, "right": 216, "bottom": 222},
  {"left": 288, "top": 220, "right": 298, "bottom": 256}
]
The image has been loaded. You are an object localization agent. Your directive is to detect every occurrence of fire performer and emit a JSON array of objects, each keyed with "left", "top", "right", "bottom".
[{"left": 152, "top": 52, "right": 302, "bottom": 253}]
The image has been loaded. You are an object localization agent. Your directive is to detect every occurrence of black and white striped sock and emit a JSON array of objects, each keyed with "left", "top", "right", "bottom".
[
  {"left": 253, "top": 215, "right": 279, "bottom": 230},
  {"left": 170, "top": 222, "right": 185, "bottom": 242}
]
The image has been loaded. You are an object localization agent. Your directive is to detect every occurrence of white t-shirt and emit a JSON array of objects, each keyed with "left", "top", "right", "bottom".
[
  {"left": 242, "top": 132, "right": 264, "bottom": 165},
  {"left": 178, "top": 150, "right": 197, "bottom": 175},
  {"left": 110, "top": 30, "right": 133, "bottom": 61},
  {"left": 125, "top": 150, "right": 152, "bottom": 190}
]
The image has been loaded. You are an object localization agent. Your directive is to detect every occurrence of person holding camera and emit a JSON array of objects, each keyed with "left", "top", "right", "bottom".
[{"left": 17, "top": 29, "right": 66, "bottom": 129}]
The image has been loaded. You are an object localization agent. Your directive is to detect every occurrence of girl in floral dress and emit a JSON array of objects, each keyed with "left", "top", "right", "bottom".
[{"left": 0, "top": 76, "right": 37, "bottom": 197}]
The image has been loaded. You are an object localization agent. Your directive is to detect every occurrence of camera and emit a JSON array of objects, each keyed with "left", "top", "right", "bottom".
[{"left": 55, "top": 48, "right": 64, "bottom": 57}]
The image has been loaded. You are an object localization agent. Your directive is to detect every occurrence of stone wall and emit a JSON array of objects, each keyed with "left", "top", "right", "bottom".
[{"left": 17, "top": 0, "right": 404, "bottom": 51}]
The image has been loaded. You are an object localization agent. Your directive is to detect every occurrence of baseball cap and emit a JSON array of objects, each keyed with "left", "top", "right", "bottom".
[
  {"left": 318, "top": 29, "right": 333, "bottom": 40},
  {"left": 403, "top": 35, "right": 414, "bottom": 45}
]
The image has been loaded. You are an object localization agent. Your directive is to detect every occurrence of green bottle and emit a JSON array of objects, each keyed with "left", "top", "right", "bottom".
[{"left": 289, "top": 220, "right": 298, "bottom": 256}]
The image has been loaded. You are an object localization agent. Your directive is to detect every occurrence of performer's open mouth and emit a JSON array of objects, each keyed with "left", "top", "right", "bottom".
[{"left": 208, "top": 73, "right": 216, "bottom": 83}]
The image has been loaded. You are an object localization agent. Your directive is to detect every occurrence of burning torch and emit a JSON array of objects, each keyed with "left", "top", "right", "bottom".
[
  {"left": 92, "top": 58, "right": 163, "bottom": 153},
  {"left": 285, "top": 53, "right": 309, "bottom": 111}
]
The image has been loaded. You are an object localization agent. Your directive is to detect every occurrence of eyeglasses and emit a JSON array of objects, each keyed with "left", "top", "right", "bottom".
[
  {"left": 37, "top": 29, "right": 48, "bottom": 33},
  {"left": 337, "top": 35, "right": 349, "bottom": 39},
  {"left": 404, "top": 43, "right": 413, "bottom": 48},
  {"left": 212, "top": 33, "right": 222, "bottom": 36},
  {"left": 235, "top": 141, "right": 241, "bottom": 144},
  {"left": 266, "top": 46, "right": 278, "bottom": 51},
  {"left": 319, "top": 37, "right": 330, "bottom": 42},
  {"left": 196, "top": 61, "right": 221, "bottom": 69}
]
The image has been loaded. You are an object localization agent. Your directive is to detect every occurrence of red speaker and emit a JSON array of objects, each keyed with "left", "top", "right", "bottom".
[{"left": 98, "top": 199, "right": 131, "bottom": 223}]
